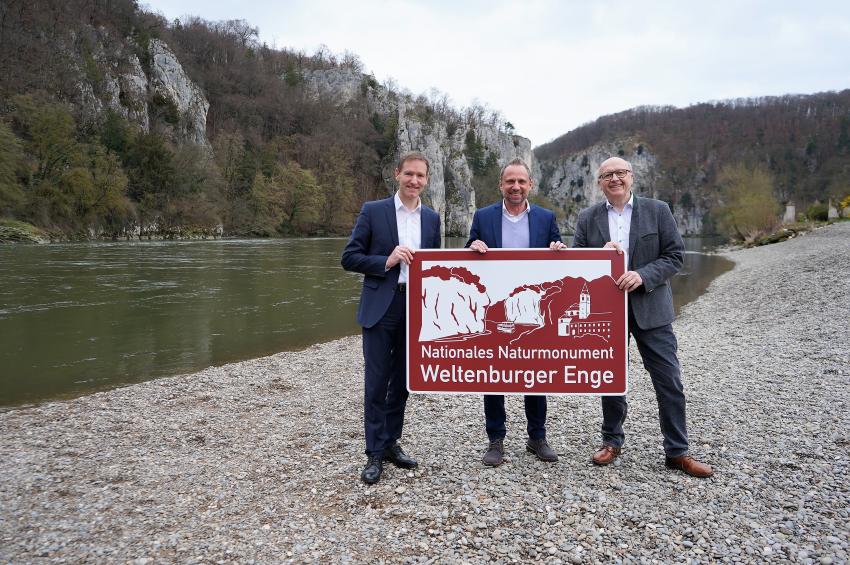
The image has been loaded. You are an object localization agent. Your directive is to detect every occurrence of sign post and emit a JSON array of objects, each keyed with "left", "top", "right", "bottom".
[{"left": 407, "top": 248, "right": 628, "bottom": 395}]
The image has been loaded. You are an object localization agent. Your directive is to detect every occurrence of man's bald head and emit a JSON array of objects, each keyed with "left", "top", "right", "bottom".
[{"left": 596, "top": 157, "right": 632, "bottom": 180}]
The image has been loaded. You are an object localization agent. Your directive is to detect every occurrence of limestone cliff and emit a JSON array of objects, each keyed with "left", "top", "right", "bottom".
[
  {"left": 147, "top": 39, "right": 210, "bottom": 146},
  {"left": 537, "top": 139, "right": 708, "bottom": 235},
  {"left": 302, "top": 69, "right": 533, "bottom": 237},
  {"left": 72, "top": 31, "right": 209, "bottom": 146}
]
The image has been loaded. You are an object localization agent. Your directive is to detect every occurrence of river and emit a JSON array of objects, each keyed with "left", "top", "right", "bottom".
[{"left": 0, "top": 237, "right": 731, "bottom": 407}]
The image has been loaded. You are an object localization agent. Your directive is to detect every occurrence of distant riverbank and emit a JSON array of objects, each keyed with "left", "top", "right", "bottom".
[{"left": 1, "top": 223, "right": 848, "bottom": 563}]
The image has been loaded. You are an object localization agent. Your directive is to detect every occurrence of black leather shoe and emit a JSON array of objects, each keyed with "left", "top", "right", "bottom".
[
  {"left": 383, "top": 443, "right": 418, "bottom": 469},
  {"left": 361, "top": 455, "right": 383, "bottom": 485}
]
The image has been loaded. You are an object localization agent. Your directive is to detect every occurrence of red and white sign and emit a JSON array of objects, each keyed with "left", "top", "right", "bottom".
[{"left": 407, "top": 249, "right": 628, "bottom": 395}]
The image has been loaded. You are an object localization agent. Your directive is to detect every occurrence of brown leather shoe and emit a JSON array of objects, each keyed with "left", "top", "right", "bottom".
[
  {"left": 665, "top": 455, "right": 714, "bottom": 478},
  {"left": 591, "top": 445, "right": 621, "bottom": 466}
]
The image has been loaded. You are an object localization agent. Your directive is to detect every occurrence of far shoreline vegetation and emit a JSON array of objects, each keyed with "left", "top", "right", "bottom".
[{"left": 1, "top": 1, "right": 849, "bottom": 247}]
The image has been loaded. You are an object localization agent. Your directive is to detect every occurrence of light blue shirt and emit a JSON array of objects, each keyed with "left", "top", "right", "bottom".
[
  {"left": 606, "top": 193, "right": 634, "bottom": 265},
  {"left": 501, "top": 200, "right": 531, "bottom": 248},
  {"left": 501, "top": 211, "right": 530, "bottom": 248}
]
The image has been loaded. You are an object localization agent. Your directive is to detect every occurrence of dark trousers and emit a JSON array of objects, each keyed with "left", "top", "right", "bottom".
[
  {"left": 601, "top": 308, "right": 689, "bottom": 457},
  {"left": 362, "top": 289, "right": 408, "bottom": 457},
  {"left": 484, "top": 394, "right": 547, "bottom": 441}
]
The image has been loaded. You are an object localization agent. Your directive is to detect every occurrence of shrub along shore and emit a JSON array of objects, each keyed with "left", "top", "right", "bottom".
[{"left": 1, "top": 223, "right": 848, "bottom": 563}]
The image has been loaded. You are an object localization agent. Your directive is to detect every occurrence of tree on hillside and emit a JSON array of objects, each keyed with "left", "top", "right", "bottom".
[
  {"left": 0, "top": 122, "right": 26, "bottom": 214},
  {"left": 252, "top": 161, "right": 324, "bottom": 235},
  {"left": 714, "top": 163, "right": 781, "bottom": 242}
]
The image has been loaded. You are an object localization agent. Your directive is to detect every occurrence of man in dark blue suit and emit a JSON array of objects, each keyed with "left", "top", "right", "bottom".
[
  {"left": 573, "top": 156, "right": 713, "bottom": 478},
  {"left": 466, "top": 158, "right": 566, "bottom": 466},
  {"left": 341, "top": 151, "right": 441, "bottom": 484}
]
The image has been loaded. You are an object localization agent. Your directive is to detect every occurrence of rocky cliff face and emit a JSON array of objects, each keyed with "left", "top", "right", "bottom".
[
  {"left": 302, "top": 69, "right": 533, "bottom": 237},
  {"left": 147, "top": 39, "right": 210, "bottom": 146},
  {"left": 73, "top": 32, "right": 209, "bottom": 146},
  {"left": 393, "top": 105, "right": 533, "bottom": 237},
  {"left": 420, "top": 266, "right": 490, "bottom": 341},
  {"left": 536, "top": 139, "right": 708, "bottom": 235}
]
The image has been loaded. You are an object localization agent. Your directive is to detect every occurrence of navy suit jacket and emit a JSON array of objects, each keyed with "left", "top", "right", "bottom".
[
  {"left": 572, "top": 195, "right": 684, "bottom": 330},
  {"left": 465, "top": 202, "right": 562, "bottom": 248},
  {"left": 341, "top": 196, "right": 441, "bottom": 328}
]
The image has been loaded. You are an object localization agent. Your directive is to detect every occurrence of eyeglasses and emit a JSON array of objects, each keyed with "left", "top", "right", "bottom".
[{"left": 598, "top": 169, "right": 632, "bottom": 181}]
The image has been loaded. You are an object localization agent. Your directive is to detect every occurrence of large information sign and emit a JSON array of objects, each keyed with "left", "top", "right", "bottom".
[{"left": 407, "top": 248, "right": 627, "bottom": 395}]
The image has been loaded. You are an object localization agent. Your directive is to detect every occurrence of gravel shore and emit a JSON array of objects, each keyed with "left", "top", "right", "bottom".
[{"left": 2, "top": 222, "right": 848, "bottom": 564}]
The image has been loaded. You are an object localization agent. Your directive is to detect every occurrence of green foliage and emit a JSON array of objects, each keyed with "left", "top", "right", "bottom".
[
  {"left": 123, "top": 132, "right": 175, "bottom": 206},
  {"left": 315, "top": 148, "right": 355, "bottom": 234},
  {"left": 100, "top": 111, "right": 133, "bottom": 155},
  {"left": 0, "top": 219, "right": 48, "bottom": 243},
  {"left": 11, "top": 94, "right": 78, "bottom": 185},
  {"left": 464, "top": 131, "right": 498, "bottom": 177},
  {"left": 471, "top": 159, "right": 502, "bottom": 208},
  {"left": 283, "top": 61, "right": 302, "bottom": 87},
  {"left": 150, "top": 93, "right": 181, "bottom": 125},
  {"left": 0, "top": 3, "right": 404, "bottom": 238},
  {"left": 252, "top": 162, "right": 324, "bottom": 235},
  {"left": 805, "top": 202, "right": 829, "bottom": 221},
  {"left": 0, "top": 122, "right": 26, "bottom": 213},
  {"left": 714, "top": 163, "right": 782, "bottom": 242}
]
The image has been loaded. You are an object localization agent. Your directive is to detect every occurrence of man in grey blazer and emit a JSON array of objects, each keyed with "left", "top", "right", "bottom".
[{"left": 572, "top": 156, "right": 713, "bottom": 478}]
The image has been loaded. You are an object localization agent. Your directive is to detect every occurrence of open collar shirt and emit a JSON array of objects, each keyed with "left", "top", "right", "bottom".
[
  {"left": 606, "top": 193, "right": 634, "bottom": 266},
  {"left": 394, "top": 192, "right": 421, "bottom": 283},
  {"left": 501, "top": 199, "right": 531, "bottom": 223}
]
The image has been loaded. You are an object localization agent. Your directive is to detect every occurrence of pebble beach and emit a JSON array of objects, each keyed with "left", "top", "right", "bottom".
[{"left": 1, "top": 222, "right": 848, "bottom": 564}]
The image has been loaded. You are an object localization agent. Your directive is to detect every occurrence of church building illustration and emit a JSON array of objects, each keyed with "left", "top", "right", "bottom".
[{"left": 557, "top": 282, "right": 612, "bottom": 341}]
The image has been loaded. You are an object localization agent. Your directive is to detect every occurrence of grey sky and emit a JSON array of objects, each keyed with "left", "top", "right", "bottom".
[{"left": 142, "top": 0, "right": 850, "bottom": 147}]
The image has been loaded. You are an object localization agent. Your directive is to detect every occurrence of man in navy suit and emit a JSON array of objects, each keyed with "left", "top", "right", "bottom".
[
  {"left": 341, "top": 151, "right": 441, "bottom": 484},
  {"left": 572, "top": 156, "right": 713, "bottom": 478},
  {"left": 466, "top": 158, "right": 566, "bottom": 466}
]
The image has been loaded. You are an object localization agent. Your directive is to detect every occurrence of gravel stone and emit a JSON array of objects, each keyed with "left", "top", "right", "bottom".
[{"left": 1, "top": 222, "right": 848, "bottom": 563}]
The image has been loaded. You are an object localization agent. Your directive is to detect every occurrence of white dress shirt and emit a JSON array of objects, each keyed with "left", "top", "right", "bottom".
[
  {"left": 394, "top": 192, "right": 421, "bottom": 283},
  {"left": 606, "top": 193, "right": 634, "bottom": 266},
  {"left": 502, "top": 200, "right": 530, "bottom": 223}
]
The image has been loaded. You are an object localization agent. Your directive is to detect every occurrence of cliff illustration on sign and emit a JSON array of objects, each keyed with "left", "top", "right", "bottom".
[{"left": 419, "top": 266, "right": 617, "bottom": 346}]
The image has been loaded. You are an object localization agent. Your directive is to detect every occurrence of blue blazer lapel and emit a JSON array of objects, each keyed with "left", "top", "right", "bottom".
[
  {"left": 528, "top": 207, "right": 538, "bottom": 247},
  {"left": 383, "top": 197, "right": 399, "bottom": 247},
  {"left": 420, "top": 208, "right": 436, "bottom": 248},
  {"left": 491, "top": 204, "right": 502, "bottom": 248}
]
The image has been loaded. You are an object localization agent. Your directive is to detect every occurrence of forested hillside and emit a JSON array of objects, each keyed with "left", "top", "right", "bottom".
[
  {"left": 0, "top": 0, "right": 432, "bottom": 239},
  {"left": 3, "top": 1, "right": 847, "bottom": 241},
  {"left": 534, "top": 93, "right": 850, "bottom": 235}
]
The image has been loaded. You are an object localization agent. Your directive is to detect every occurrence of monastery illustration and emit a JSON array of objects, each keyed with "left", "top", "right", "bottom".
[{"left": 557, "top": 282, "right": 612, "bottom": 341}]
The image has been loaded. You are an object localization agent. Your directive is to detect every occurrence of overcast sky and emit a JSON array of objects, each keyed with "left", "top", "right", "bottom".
[{"left": 142, "top": 0, "right": 850, "bottom": 147}]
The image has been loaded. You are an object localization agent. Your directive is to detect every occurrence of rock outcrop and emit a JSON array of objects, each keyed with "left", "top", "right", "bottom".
[
  {"left": 419, "top": 266, "right": 490, "bottom": 342},
  {"left": 302, "top": 69, "right": 533, "bottom": 237},
  {"left": 148, "top": 39, "right": 210, "bottom": 146},
  {"left": 72, "top": 31, "right": 208, "bottom": 146},
  {"left": 393, "top": 105, "right": 533, "bottom": 237},
  {"left": 537, "top": 139, "right": 708, "bottom": 235}
]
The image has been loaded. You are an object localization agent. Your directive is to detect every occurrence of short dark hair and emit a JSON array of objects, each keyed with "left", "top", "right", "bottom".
[
  {"left": 499, "top": 158, "right": 532, "bottom": 181},
  {"left": 396, "top": 151, "right": 430, "bottom": 175}
]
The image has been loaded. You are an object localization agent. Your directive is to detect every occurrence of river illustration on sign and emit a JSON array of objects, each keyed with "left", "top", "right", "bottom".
[{"left": 417, "top": 255, "right": 620, "bottom": 348}]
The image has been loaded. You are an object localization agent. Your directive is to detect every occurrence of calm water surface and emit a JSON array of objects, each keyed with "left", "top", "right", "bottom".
[{"left": 0, "top": 237, "right": 730, "bottom": 406}]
